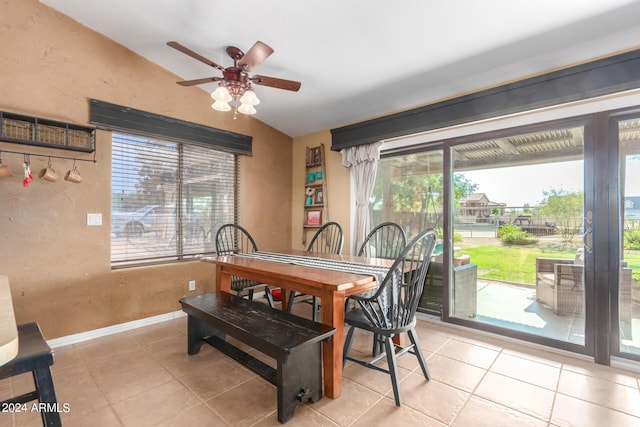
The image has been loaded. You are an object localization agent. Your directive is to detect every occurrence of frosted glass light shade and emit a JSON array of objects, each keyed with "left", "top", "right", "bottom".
[
  {"left": 211, "top": 100, "right": 231, "bottom": 112},
  {"left": 238, "top": 103, "right": 257, "bottom": 115},
  {"left": 239, "top": 90, "right": 260, "bottom": 106},
  {"left": 211, "top": 86, "right": 232, "bottom": 102}
]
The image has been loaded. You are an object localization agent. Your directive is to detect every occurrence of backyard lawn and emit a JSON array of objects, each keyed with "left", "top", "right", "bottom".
[{"left": 459, "top": 245, "right": 640, "bottom": 285}]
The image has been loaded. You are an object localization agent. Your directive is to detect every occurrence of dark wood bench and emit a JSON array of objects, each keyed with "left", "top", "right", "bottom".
[{"left": 179, "top": 291, "right": 335, "bottom": 424}]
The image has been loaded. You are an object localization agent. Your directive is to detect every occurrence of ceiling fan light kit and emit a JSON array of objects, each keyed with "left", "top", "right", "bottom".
[{"left": 168, "top": 40, "right": 300, "bottom": 118}]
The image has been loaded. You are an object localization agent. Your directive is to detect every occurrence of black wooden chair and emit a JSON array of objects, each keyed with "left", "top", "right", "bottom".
[
  {"left": 357, "top": 221, "right": 407, "bottom": 260},
  {"left": 286, "top": 222, "right": 343, "bottom": 321},
  {"left": 356, "top": 222, "right": 407, "bottom": 355},
  {"left": 343, "top": 228, "right": 437, "bottom": 406},
  {"left": 215, "top": 224, "right": 275, "bottom": 308}
]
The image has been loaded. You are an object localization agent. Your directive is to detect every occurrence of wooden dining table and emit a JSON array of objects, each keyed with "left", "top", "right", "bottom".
[{"left": 201, "top": 249, "right": 393, "bottom": 399}]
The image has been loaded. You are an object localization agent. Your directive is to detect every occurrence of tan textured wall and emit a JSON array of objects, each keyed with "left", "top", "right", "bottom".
[
  {"left": 0, "top": 0, "right": 292, "bottom": 339},
  {"left": 291, "top": 131, "right": 351, "bottom": 253}
]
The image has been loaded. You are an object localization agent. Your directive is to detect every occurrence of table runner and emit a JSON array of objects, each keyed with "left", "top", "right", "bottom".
[{"left": 235, "top": 251, "right": 398, "bottom": 306}]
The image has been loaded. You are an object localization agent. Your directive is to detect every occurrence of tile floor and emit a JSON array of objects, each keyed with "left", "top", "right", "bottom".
[{"left": 2, "top": 314, "right": 640, "bottom": 426}]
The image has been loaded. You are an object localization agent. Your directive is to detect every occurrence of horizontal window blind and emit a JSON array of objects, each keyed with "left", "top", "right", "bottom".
[{"left": 111, "top": 133, "right": 236, "bottom": 266}]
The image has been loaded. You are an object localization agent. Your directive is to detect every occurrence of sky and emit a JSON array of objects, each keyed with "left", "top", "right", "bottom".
[
  {"left": 461, "top": 161, "right": 584, "bottom": 207},
  {"left": 462, "top": 157, "right": 640, "bottom": 207}
]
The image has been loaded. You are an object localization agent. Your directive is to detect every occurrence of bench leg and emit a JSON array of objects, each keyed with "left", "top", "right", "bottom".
[
  {"left": 33, "top": 367, "right": 62, "bottom": 427},
  {"left": 187, "top": 316, "right": 223, "bottom": 355},
  {"left": 277, "top": 343, "right": 323, "bottom": 423}
]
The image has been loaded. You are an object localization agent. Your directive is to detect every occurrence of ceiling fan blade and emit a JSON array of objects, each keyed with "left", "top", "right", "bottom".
[
  {"left": 251, "top": 75, "right": 301, "bottom": 92},
  {"left": 167, "top": 41, "right": 225, "bottom": 72},
  {"left": 238, "top": 41, "right": 274, "bottom": 72},
  {"left": 176, "top": 77, "right": 223, "bottom": 87}
]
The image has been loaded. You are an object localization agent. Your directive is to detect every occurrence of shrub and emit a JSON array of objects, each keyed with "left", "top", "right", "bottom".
[
  {"left": 624, "top": 228, "right": 640, "bottom": 250},
  {"left": 436, "top": 227, "right": 463, "bottom": 243},
  {"left": 498, "top": 223, "right": 539, "bottom": 245}
]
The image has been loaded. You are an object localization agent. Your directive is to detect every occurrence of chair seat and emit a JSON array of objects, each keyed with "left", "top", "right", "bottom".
[{"left": 344, "top": 308, "right": 416, "bottom": 336}]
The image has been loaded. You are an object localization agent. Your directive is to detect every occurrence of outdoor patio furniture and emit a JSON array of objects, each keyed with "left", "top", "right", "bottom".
[
  {"left": 420, "top": 261, "right": 478, "bottom": 318},
  {"left": 536, "top": 253, "right": 633, "bottom": 332},
  {"left": 536, "top": 257, "right": 579, "bottom": 315}
]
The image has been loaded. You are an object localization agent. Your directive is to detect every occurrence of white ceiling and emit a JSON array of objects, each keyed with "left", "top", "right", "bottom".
[{"left": 40, "top": 0, "right": 640, "bottom": 138}]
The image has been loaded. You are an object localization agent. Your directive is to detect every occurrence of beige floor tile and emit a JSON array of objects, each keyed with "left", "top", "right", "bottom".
[
  {"left": 449, "top": 332, "right": 504, "bottom": 352},
  {"left": 205, "top": 377, "right": 277, "bottom": 426},
  {"left": 112, "top": 380, "right": 200, "bottom": 427},
  {"left": 80, "top": 345, "right": 151, "bottom": 376},
  {"left": 50, "top": 345, "right": 84, "bottom": 373},
  {"left": 176, "top": 352, "right": 257, "bottom": 400},
  {"left": 351, "top": 397, "right": 446, "bottom": 426},
  {"left": 253, "top": 404, "right": 339, "bottom": 427},
  {"left": 551, "top": 393, "right": 640, "bottom": 427},
  {"left": 312, "top": 378, "right": 384, "bottom": 426},
  {"left": 453, "top": 396, "right": 547, "bottom": 427},
  {"left": 474, "top": 372, "right": 554, "bottom": 421},
  {"left": 490, "top": 352, "right": 560, "bottom": 390},
  {"left": 502, "top": 346, "right": 564, "bottom": 368},
  {"left": 60, "top": 405, "right": 123, "bottom": 427},
  {"left": 154, "top": 403, "right": 228, "bottom": 427},
  {"left": 73, "top": 334, "right": 142, "bottom": 362},
  {"left": 0, "top": 413, "right": 13, "bottom": 427},
  {"left": 10, "top": 407, "right": 42, "bottom": 427},
  {"left": 91, "top": 358, "right": 174, "bottom": 404},
  {"left": 427, "top": 353, "right": 486, "bottom": 392},
  {"left": 343, "top": 358, "right": 412, "bottom": 396},
  {"left": 436, "top": 338, "right": 500, "bottom": 369},
  {"left": 21, "top": 316, "right": 640, "bottom": 426},
  {"left": 51, "top": 363, "right": 110, "bottom": 417},
  {"left": 126, "top": 321, "right": 184, "bottom": 347},
  {"left": 557, "top": 369, "right": 640, "bottom": 417},
  {"left": 400, "top": 374, "right": 470, "bottom": 424},
  {"left": 413, "top": 325, "right": 454, "bottom": 353},
  {"left": 561, "top": 356, "right": 640, "bottom": 388}
]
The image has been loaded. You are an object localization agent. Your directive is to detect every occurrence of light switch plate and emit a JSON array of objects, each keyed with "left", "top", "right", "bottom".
[{"left": 87, "top": 213, "right": 102, "bottom": 226}]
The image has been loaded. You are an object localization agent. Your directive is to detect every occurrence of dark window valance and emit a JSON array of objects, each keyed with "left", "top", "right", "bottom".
[
  {"left": 90, "top": 99, "right": 252, "bottom": 156},
  {"left": 330, "top": 48, "right": 640, "bottom": 151}
]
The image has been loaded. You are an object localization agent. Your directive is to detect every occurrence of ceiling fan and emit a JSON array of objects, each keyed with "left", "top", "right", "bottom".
[{"left": 167, "top": 41, "right": 301, "bottom": 116}]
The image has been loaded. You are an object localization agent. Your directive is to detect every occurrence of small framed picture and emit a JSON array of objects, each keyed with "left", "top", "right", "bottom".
[
  {"left": 314, "top": 190, "right": 323, "bottom": 204},
  {"left": 306, "top": 209, "right": 322, "bottom": 226},
  {"left": 310, "top": 147, "right": 322, "bottom": 165}
]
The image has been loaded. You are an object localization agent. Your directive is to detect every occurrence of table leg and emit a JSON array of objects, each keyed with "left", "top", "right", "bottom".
[
  {"left": 281, "top": 290, "right": 290, "bottom": 311},
  {"left": 321, "top": 289, "right": 344, "bottom": 399},
  {"left": 216, "top": 265, "right": 232, "bottom": 293}
]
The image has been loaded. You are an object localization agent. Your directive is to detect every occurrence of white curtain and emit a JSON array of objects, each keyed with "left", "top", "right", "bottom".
[{"left": 341, "top": 141, "right": 383, "bottom": 254}]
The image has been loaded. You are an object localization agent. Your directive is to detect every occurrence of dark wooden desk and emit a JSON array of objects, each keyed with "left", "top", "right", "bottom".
[{"left": 201, "top": 250, "right": 391, "bottom": 398}]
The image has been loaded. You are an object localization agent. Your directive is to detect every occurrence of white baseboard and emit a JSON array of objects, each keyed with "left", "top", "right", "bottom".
[{"left": 47, "top": 310, "right": 186, "bottom": 348}]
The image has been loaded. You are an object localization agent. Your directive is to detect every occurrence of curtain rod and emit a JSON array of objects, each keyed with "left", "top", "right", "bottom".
[{"left": 0, "top": 149, "right": 97, "bottom": 164}]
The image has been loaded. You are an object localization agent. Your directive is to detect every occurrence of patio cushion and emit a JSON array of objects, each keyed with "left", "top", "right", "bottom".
[{"left": 537, "top": 272, "right": 555, "bottom": 286}]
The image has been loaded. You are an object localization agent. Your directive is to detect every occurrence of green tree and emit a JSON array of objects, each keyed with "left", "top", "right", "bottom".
[
  {"left": 538, "top": 188, "right": 583, "bottom": 244},
  {"left": 371, "top": 160, "right": 478, "bottom": 231}
]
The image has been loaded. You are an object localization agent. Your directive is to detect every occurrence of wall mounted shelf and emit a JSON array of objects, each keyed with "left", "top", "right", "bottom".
[{"left": 0, "top": 111, "right": 95, "bottom": 153}]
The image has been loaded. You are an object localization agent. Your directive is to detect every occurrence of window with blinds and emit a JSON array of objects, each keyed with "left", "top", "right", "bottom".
[{"left": 111, "top": 133, "right": 237, "bottom": 267}]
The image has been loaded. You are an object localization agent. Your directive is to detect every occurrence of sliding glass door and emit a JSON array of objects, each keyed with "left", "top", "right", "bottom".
[
  {"left": 617, "top": 116, "right": 640, "bottom": 359},
  {"left": 450, "top": 124, "right": 587, "bottom": 346},
  {"left": 373, "top": 110, "right": 640, "bottom": 363}
]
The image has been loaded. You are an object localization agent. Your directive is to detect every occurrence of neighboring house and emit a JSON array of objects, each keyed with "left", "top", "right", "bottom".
[
  {"left": 625, "top": 196, "right": 640, "bottom": 219},
  {"left": 458, "top": 193, "right": 506, "bottom": 218}
]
